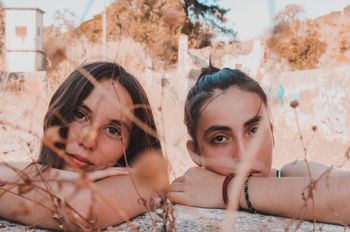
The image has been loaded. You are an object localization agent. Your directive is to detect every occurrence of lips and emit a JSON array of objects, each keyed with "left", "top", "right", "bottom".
[{"left": 67, "top": 153, "right": 93, "bottom": 169}]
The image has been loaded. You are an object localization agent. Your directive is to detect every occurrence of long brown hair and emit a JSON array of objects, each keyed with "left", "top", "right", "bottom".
[{"left": 38, "top": 61, "right": 160, "bottom": 169}]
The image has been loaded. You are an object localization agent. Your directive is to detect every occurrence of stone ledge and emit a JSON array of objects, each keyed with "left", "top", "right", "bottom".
[{"left": 0, "top": 205, "right": 345, "bottom": 231}]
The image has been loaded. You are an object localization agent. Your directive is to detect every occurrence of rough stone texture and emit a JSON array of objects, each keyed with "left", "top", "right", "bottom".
[{"left": 0, "top": 205, "right": 346, "bottom": 231}]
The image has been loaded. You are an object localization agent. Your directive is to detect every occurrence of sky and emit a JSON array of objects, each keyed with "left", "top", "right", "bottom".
[
  {"left": 2, "top": 0, "right": 350, "bottom": 41},
  {"left": 221, "top": 0, "right": 350, "bottom": 40}
]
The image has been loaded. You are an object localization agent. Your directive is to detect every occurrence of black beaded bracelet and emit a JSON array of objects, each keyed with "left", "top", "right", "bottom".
[{"left": 244, "top": 174, "right": 257, "bottom": 214}]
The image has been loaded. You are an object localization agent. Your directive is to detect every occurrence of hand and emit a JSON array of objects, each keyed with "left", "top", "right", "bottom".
[
  {"left": 168, "top": 167, "right": 226, "bottom": 208},
  {"left": 87, "top": 167, "right": 130, "bottom": 181},
  {"left": 45, "top": 167, "right": 130, "bottom": 182}
]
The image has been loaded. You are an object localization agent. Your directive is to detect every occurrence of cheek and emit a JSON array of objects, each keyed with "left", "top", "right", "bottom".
[
  {"left": 199, "top": 141, "right": 233, "bottom": 159},
  {"left": 96, "top": 140, "right": 127, "bottom": 166},
  {"left": 66, "top": 123, "right": 79, "bottom": 144},
  {"left": 199, "top": 143, "right": 237, "bottom": 175},
  {"left": 254, "top": 134, "right": 273, "bottom": 172}
]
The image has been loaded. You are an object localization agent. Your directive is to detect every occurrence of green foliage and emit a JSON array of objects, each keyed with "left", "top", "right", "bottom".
[{"left": 182, "top": 0, "right": 236, "bottom": 48}]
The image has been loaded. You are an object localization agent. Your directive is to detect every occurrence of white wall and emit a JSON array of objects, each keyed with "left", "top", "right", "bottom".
[{"left": 4, "top": 8, "right": 44, "bottom": 72}]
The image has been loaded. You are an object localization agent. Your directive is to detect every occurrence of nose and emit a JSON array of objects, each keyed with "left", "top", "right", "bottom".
[
  {"left": 78, "top": 125, "right": 98, "bottom": 150},
  {"left": 233, "top": 139, "right": 245, "bottom": 161}
]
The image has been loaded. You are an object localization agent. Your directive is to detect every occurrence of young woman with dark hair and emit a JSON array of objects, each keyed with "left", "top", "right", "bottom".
[
  {"left": 169, "top": 66, "right": 350, "bottom": 225},
  {"left": 0, "top": 61, "right": 163, "bottom": 230}
]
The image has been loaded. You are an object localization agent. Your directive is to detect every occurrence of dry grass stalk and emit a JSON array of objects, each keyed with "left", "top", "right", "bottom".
[{"left": 285, "top": 101, "right": 349, "bottom": 231}]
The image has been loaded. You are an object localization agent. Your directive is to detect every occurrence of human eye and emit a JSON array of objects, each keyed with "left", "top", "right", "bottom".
[
  {"left": 104, "top": 125, "right": 122, "bottom": 139},
  {"left": 210, "top": 135, "right": 229, "bottom": 144},
  {"left": 248, "top": 126, "right": 258, "bottom": 135},
  {"left": 74, "top": 108, "right": 88, "bottom": 122}
]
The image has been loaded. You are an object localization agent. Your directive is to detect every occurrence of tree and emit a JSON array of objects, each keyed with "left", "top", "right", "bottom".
[
  {"left": 77, "top": 0, "right": 235, "bottom": 66},
  {"left": 266, "top": 4, "right": 326, "bottom": 70},
  {"left": 274, "top": 4, "right": 305, "bottom": 26},
  {"left": 182, "top": 0, "right": 236, "bottom": 48}
]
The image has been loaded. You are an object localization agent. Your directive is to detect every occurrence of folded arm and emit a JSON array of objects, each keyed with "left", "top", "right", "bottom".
[
  {"left": 169, "top": 167, "right": 350, "bottom": 225},
  {"left": 238, "top": 176, "right": 350, "bottom": 225},
  {"left": 0, "top": 162, "right": 151, "bottom": 230},
  {"left": 281, "top": 160, "right": 350, "bottom": 177}
]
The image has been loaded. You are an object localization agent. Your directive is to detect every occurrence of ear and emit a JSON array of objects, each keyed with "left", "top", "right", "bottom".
[
  {"left": 270, "top": 122, "right": 275, "bottom": 147},
  {"left": 186, "top": 140, "right": 202, "bottom": 166}
]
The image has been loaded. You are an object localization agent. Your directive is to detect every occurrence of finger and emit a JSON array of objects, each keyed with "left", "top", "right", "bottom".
[
  {"left": 88, "top": 169, "right": 129, "bottom": 181},
  {"left": 168, "top": 192, "right": 190, "bottom": 205},
  {"left": 105, "top": 167, "right": 129, "bottom": 171},
  {"left": 45, "top": 168, "right": 79, "bottom": 181},
  {"left": 172, "top": 176, "right": 185, "bottom": 183},
  {"left": 105, "top": 169, "right": 129, "bottom": 176},
  {"left": 104, "top": 167, "right": 130, "bottom": 175},
  {"left": 168, "top": 182, "right": 184, "bottom": 192}
]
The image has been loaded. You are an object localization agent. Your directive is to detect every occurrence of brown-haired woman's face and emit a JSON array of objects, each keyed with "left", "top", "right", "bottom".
[
  {"left": 188, "top": 87, "right": 273, "bottom": 176},
  {"left": 64, "top": 79, "right": 133, "bottom": 171}
]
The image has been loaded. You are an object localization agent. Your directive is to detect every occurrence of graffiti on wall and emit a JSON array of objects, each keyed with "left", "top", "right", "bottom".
[{"left": 15, "top": 26, "right": 27, "bottom": 41}]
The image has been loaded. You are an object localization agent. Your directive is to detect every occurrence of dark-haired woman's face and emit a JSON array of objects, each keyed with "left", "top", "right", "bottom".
[
  {"left": 64, "top": 79, "right": 133, "bottom": 171},
  {"left": 188, "top": 87, "right": 273, "bottom": 177}
]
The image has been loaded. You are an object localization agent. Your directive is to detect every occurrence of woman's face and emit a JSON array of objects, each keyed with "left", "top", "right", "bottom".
[
  {"left": 64, "top": 79, "right": 134, "bottom": 171},
  {"left": 190, "top": 87, "right": 273, "bottom": 176}
]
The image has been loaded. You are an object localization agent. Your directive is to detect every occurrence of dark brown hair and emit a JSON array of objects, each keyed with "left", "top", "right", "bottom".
[
  {"left": 38, "top": 61, "right": 160, "bottom": 169},
  {"left": 184, "top": 66, "right": 267, "bottom": 148}
]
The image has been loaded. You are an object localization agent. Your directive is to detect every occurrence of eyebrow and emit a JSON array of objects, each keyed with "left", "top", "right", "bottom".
[
  {"left": 79, "top": 104, "right": 131, "bottom": 131},
  {"left": 204, "top": 125, "right": 231, "bottom": 136},
  {"left": 203, "top": 115, "right": 263, "bottom": 136},
  {"left": 243, "top": 115, "right": 262, "bottom": 128},
  {"left": 78, "top": 104, "right": 91, "bottom": 113}
]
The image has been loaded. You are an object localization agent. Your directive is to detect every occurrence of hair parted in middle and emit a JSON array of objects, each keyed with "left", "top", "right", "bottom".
[{"left": 38, "top": 61, "right": 161, "bottom": 169}]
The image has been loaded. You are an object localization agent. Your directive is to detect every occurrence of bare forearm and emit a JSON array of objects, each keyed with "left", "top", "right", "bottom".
[
  {"left": 0, "top": 162, "right": 32, "bottom": 186},
  {"left": 281, "top": 160, "right": 350, "bottom": 177},
  {"left": 0, "top": 175, "right": 149, "bottom": 230},
  {"left": 237, "top": 176, "right": 350, "bottom": 225},
  {"left": 0, "top": 182, "right": 67, "bottom": 229}
]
